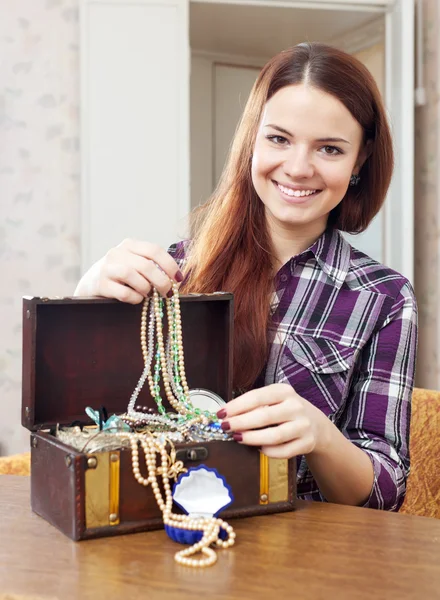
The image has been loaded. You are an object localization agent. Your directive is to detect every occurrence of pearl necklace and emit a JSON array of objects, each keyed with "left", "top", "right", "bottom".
[
  {"left": 128, "top": 432, "right": 235, "bottom": 567},
  {"left": 123, "top": 284, "right": 229, "bottom": 441},
  {"left": 120, "top": 285, "right": 235, "bottom": 566},
  {"left": 125, "top": 284, "right": 192, "bottom": 418}
]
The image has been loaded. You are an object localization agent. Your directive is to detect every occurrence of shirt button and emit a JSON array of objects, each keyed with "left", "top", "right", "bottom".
[{"left": 280, "top": 274, "right": 288, "bottom": 283}]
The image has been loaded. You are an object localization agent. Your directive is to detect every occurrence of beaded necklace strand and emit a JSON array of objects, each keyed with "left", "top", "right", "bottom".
[
  {"left": 129, "top": 433, "right": 235, "bottom": 567},
  {"left": 122, "top": 284, "right": 229, "bottom": 441},
  {"left": 120, "top": 284, "right": 235, "bottom": 566}
]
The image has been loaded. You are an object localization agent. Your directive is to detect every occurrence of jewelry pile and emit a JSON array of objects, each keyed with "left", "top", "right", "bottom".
[
  {"left": 119, "top": 284, "right": 231, "bottom": 443},
  {"left": 122, "top": 284, "right": 236, "bottom": 566},
  {"left": 58, "top": 283, "right": 235, "bottom": 567}
]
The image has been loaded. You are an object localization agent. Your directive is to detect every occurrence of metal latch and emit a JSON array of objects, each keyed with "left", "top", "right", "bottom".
[{"left": 176, "top": 447, "right": 208, "bottom": 462}]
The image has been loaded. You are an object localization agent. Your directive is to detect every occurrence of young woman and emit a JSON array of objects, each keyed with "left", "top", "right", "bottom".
[{"left": 75, "top": 43, "right": 417, "bottom": 511}]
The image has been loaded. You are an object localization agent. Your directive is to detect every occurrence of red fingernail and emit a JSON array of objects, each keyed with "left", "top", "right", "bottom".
[
  {"left": 175, "top": 270, "right": 184, "bottom": 283},
  {"left": 220, "top": 421, "right": 230, "bottom": 431},
  {"left": 166, "top": 289, "right": 173, "bottom": 298},
  {"left": 233, "top": 433, "right": 243, "bottom": 442},
  {"left": 217, "top": 408, "right": 227, "bottom": 419}
]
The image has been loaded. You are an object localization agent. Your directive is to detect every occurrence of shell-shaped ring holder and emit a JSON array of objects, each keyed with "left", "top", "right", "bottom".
[{"left": 165, "top": 465, "right": 234, "bottom": 545}]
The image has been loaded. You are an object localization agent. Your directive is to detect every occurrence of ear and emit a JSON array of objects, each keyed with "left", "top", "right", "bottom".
[{"left": 354, "top": 139, "right": 373, "bottom": 174}]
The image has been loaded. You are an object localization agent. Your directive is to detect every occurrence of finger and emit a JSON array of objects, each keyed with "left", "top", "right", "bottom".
[
  {"left": 105, "top": 261, "right": 151, "bottom": 297},
  {"left": 223, "top": 401, "right": 296, "bottom": 432},
  {"left": 261, "top": 437, "right": 314, "bottom": 459},
  {"left": 105, "top": 255, "right": 171, "bottom": 298},
  {"left": 233, "top": 419, "right": 308, "bottom": 447},
  {"left": 119, "top": 239, "right": 183, "bottom": 283},
  {"left": 99, "top": 280, "right": 144, "bottom": 304},
  {"left": 137, "top": 257, "right": 175, "bottom": 297},
  {"left": 219, "top": 384, "right": 294, "bottom": 418}
]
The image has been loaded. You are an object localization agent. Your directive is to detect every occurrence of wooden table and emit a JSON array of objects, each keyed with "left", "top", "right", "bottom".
[{"left": 1, "top": 476, "right": 439, "bottom": 600}]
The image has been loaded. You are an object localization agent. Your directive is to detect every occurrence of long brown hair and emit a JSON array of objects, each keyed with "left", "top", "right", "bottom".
[{"left": 181, "top": 42, "right": 394, "bottom": 391}]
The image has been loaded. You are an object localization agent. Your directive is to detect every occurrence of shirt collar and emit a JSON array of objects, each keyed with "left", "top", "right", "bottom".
[{"left": 299, "top": 228, "right": 351, "bottom": 288}]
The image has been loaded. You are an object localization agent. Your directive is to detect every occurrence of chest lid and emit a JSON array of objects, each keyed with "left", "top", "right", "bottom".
[{"left": 22, "top": 295, "right": 233, "bottom": 431}]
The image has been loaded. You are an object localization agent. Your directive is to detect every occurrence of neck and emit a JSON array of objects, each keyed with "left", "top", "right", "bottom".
[{"left": 266, "top": 213, "right": 327, "bottom": 270}]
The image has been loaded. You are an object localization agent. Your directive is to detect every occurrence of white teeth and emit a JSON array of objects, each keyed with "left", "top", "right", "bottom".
[{"left": 277, "top": 183, "right": 317, "bottom": 197}]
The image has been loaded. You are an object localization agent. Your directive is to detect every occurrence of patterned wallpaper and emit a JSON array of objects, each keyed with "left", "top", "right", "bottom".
[
  {"left": 0, "top": 0, "right": 80, "bottom": 455},
  {"left": 0, "top": 1, "right": 438, "bottom": 455}
]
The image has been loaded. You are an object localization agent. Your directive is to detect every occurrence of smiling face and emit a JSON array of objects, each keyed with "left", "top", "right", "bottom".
[{"left": 251, "top": 84, "right": 365, "bottom": 243}]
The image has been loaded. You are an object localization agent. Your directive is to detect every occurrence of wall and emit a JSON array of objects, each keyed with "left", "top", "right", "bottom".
[
  {"left": 0, "top": 0, "right": 80, "bottom": 455},
  {"left": 190, "top": 55, "right": 214, "bottom": 210},
  {"left": 414, "top": 0, "right": 439, "bottom": 389},
  {"left": 190, "top": 53, "right": 263, "bottom": 209}
]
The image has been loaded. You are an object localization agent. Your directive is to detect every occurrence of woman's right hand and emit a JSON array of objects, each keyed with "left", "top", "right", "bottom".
[{"left": 73, "top": 238, "right": 183, "bottom": 303}]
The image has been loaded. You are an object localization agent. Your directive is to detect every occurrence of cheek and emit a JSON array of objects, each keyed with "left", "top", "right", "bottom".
[
  {"left": 251, "top": 151, "right": 273, "bottom": 200},
  {"left": 251, "top": 146, "right": 276, "bottom": 181},
  {"left": 321, "top": 164, "right": 352, "bottom": 192}
]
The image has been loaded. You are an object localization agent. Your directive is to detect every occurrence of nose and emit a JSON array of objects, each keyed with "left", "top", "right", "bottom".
[{"left": 283, "top": 147, "right": 314, "bottom": 180}]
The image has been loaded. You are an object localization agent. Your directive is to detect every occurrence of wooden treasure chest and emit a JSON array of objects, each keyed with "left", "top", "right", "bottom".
[{"left": 22, "top": 295, "right": 296, "bottom": 541}]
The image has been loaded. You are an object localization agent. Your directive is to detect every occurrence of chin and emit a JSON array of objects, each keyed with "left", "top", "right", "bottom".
[{"left": 266, "top": 201, "right": 328, "bottom": 230}]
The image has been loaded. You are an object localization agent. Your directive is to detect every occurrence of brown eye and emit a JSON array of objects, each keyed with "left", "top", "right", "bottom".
[
  {"left": 321, "top": 145, "right": 342, "bottom": 156},
  {"left": 266, "top": 135, "right": 288, "bottom": 145}
]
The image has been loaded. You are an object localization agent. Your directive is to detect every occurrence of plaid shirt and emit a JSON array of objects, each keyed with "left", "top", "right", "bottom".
[{"left": 169, "top": 227, "right": 418, "bottom": 511}]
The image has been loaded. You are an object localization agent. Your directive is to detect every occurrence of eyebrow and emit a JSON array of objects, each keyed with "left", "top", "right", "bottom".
[{"left": 264, "top": 124, "right": 351, "bottom": 145}]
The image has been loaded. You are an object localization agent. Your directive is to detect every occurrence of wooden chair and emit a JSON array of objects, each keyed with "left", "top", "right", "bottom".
[
  {"left": 0, "top": 452, "right": 31, "bottom": 476},
  {"left": 1, "top": 388, "right": 439, "bottom": 517},
  {"left": 400, "top": 387, "right": 440, "bottom": 518}
]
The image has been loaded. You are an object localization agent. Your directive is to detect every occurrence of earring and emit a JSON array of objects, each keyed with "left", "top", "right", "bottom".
[{"left": 349, "top": 174, "right": 360, "bottom": 186}]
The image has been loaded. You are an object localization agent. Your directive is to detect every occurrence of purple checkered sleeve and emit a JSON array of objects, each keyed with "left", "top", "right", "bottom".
[{"left": 341, "top": 282, "right": 417, "bottom": 510}]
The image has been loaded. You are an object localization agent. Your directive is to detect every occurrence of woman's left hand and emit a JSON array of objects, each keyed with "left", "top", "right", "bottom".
[{"left": 217, "top": 383, "right": 329, "bottom": 459}]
